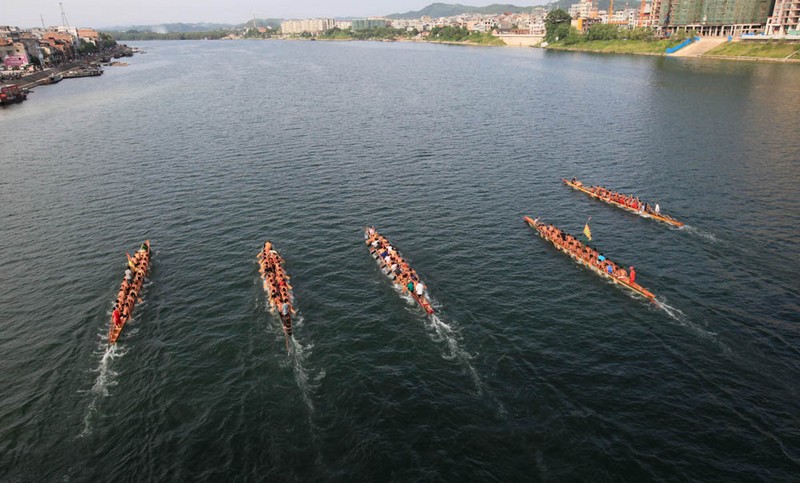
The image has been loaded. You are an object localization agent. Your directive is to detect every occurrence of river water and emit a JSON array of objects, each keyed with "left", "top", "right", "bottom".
[{"left": 1, "top": 40, "right": 798, "bottom": 481}]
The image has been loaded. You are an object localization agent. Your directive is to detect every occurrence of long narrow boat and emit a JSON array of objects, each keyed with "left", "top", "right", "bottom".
[
  {"left": 257, "top": 241, "right": 295, "bottom": 351},
  {"left": 562, "top": 178, "right": 684, "bottom": 227},
  {"left": 108, "top": 240, "right": 151, "bottom": 344},
  {"left": 523, "top": 217, "right": 656, "bottom": 301},
  {"left": 364, "top": 227, "right": 434, "bottom": 315}
]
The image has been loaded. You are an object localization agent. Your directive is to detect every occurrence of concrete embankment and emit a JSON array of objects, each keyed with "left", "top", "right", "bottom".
[
  {"left": 494, "top": 34, "right": 544, "bottom": 47},
  {"left": 669, "top": 37, "right": 728, "bottom": 57},
  {"left": 16, "top": 61, "right": 84, "bottom": 89}
]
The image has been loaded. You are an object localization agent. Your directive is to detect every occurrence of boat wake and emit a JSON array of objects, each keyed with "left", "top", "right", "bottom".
[
  {"left": 682, "top": 224, "right": 723, "bottom": 245},
  {"left": 653, "top": 297, "right": 724, "bottom": 345},
  {"left": 78, "top": 334, "right": 127, "bottom": 438},
  {"left": 409, "top": 297, "right": 507, "bottom": 417},
  {"left": 282, "top": 329, "right": 322, "bottom": 416},
  {"left": 258, "top": 287, "right": 321, "bottom": 418},
  {"left": 426, "top": 312, "right": 484, "bottom": 393}
]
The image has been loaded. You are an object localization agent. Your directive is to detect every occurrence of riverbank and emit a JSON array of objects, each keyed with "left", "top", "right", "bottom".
[
  {"left": 545, "top": 39, "right": 674, "bottom": 55},
  {"left": 544, "top": 38, "right": 800, "bottom": 63},
  {"left": 284, "top": 36, "right": 506, "bottom": 47},
  {"left": 15, "top": 61, "right": 85, "bottom": 89},
  {"left": 704, "top": 40, "right": 800, "bottom": 61}
]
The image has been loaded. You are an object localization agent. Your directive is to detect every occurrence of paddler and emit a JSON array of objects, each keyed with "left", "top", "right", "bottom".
[
  {"left": 655, "top": 203, "right": 660, "bottom": 215},
  {"left": 281, "top": 301, "right": 290, "bottom": 318},
  {"left": 415, "top": 281, "right": 425, "bottom": 299},
  {"left": 629, "top": 266, "right": 636, "bottom": 284},
  {"left": 112, "top": 306, "right": 122, "bottom": 326}
]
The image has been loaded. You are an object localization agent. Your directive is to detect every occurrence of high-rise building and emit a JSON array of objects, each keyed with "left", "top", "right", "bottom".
[
  {"left": 280, "top": 18, "right": 334, "bottom": 34},
  {"left": 765, "top": 0, "right": 800, "bottom": 35},
  {"left": 351, "top": 19, "right": 390, "bottom": 31},
  {"left": 651, "top": 0, "right": 771, "bottom": 35}
]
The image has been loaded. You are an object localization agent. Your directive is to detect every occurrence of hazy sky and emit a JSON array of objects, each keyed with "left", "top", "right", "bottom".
[{"left": 5, "top": 1, "right": 541, "bottom": 29}]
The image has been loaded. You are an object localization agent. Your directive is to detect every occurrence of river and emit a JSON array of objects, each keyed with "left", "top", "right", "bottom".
[{"left": 1, "top": 40, "right": 798, "bottom": 481}]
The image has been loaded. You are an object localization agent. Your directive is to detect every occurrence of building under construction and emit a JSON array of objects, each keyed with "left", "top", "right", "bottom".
[
  {"left": 765, "top": 0, "right": 800, "bottom": 34},
  {"left": 646, "top": 0, "right": 773, "bottom": 35}
]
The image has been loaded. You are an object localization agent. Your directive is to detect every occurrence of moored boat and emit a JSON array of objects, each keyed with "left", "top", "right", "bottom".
[
  {"left": 0, "top": 84, "right": 27, "bottom": 106},
  {"left": 524, "top": 216, "right": 656, "bottom": 301},
  {"left": 365, "top": 227, "right": 434, "bottom": 315},
  {"left": 108, "top": 241, "right": 151, "bottom": 344},
  {"left": 563, "top": 178, "right": 684, "bottom": 227},
  {"left": 257, "top": 241, "right": 295, "bottom": 350}
]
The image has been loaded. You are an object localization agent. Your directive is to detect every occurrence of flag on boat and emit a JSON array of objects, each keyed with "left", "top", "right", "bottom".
[{"left": 583, "top": 222, "right": 592, "bottom": 241}]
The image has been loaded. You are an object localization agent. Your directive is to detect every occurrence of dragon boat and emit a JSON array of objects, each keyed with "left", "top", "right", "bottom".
[
  {"left": 364, "top": 227, "right": 434, "bottom": 315},
  {"left": 524, "top": 217, "right": 656, "bottom": 301},
  {"left": 108, "top": 240, "right": 151, "bottom": 344},
  {"left": 563, "top": 178, "right": 684, "bottom": 227},
  {"left": 257, "top": 241, "right": 295, "bottom": 351}
]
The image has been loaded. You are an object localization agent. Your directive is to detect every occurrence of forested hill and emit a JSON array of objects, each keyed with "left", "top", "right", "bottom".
[
  {"left": 387, "top": 1, "right": 619, "bottom": 19},
  {"left": 387, "top": 3, "right": 536, "bottom": 19},
  {"left": 102, "top": 19, "right": 282, "bottom": 33}
]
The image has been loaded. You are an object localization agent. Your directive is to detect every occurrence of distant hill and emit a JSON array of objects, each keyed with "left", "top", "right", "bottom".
[
  {"left": 545, "top": 0, "right": 619, "bottom": 11},
  {"left": 241, "top": 18, "right": 283, "bottom": 30},
  {"left": 387, "top": 1, "right": 621, "bottom": 19},
  {"left": 104, "top": 19, "right": 282, "bottom": 33},
  {"left": 103, "top": 22, "right": 236, "bottom": 33},
  {"left": 387, "top": 3, "right": 539, "bottom": 19}
]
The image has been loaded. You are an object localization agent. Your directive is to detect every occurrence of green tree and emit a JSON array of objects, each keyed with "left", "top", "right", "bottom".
[
  {"left": 545, "top": 9, "right": 572, "bottom": 42},
  {"left": 562, "top": 26, "right": 584, "bottom": 45},
  {"left": 586, "top": 24, "right": 619, "bottom": 41},
  {"left": 625, "top": 28, "right": 654, "bottom": 40},
  {"left": 79, "top": 40, "right": 98, "bottom": 54},
  {"left": 552, "top": 23, "right": 572, "bottom": 42}
]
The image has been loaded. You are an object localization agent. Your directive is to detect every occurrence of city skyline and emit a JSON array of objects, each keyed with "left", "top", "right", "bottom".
[{"left": 5, "top": 0, "right": 544, "bottom": 29}]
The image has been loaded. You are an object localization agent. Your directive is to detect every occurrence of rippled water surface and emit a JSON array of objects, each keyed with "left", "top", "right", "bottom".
[{"left": 1, "top": 40, "right": 799, "bottom": 481}]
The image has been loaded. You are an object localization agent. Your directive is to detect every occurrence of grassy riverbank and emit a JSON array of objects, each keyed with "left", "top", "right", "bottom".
[
  {"left": 543, "top": 24, "right": 689, "bottom": 55},
  {"left": 704, "top": 40, "right": 800, "bottom": 59},
  {"left": 427, "top": 36, "right": 505, "bottom": 46},
  {"left": 546, "top": 39, "right": 680, "bottom": 55}
]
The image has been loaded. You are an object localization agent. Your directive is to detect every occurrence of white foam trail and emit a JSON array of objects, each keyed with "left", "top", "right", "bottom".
[
  {"left": 288, "top": 336, "right": 318, "bottom": 414},
  {"left": 78, "top": 336, "right": 126, "bottom": 438},
  {"left": 426, "top": 313, "right": 507, "bottom": 417},
  {"left": 682, "top": 225, "right": 723, "bottom": 245},
  {"left": 259, "top": 280, "right": 318, "bottom": 417},
  {"left": 654, "top": 298, "right": 721, "bottom": 342},
  {"left": 427, "top": 314, "right": 484, "bottom": 395},
  {"left": 372, "top": 255, "right": 504, "bottom": 415}
]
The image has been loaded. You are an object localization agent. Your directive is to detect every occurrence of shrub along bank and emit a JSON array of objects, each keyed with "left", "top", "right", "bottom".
[{"left": 543, "top": 12, "right": 696, "bottom": 55}]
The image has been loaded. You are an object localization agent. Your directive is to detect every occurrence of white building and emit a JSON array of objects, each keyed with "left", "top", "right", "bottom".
[
  {"left": 569, "top": 1, "right": 598, "bottom": 20},
  {"left": 280, "top": 18, "right": 335, "bottom": 34},
  {"left": 766, "top": 0, "right": 800, "bottom": 35}
]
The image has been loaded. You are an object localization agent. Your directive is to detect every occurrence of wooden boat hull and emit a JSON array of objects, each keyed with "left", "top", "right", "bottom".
[
  {"left": 523, "top": 217, "right": 655, "bottom": 301},
  {"left": 108, "top": 240, "right": 151, "bottom": 344},
  {"left": 365, "top": 229, "right": 435, "bottom": 315},
  {"left": 258, "top": 242, "right": 295, "bottom": 343},
  {"left": 562, "top": 179, "right": 684, "bottom": 227}
]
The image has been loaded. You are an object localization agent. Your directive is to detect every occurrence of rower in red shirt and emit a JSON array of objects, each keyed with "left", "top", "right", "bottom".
[
  {"left": 629, "top": 266, "right": 636, "bottom": 284},
  {"left": 112, "top": 306, "right": 122, "bottom": 326}
]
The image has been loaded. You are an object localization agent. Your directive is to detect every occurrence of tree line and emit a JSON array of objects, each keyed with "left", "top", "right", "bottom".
[{"left": 104, "top": 30, "right": 236, "bottom": 41}]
